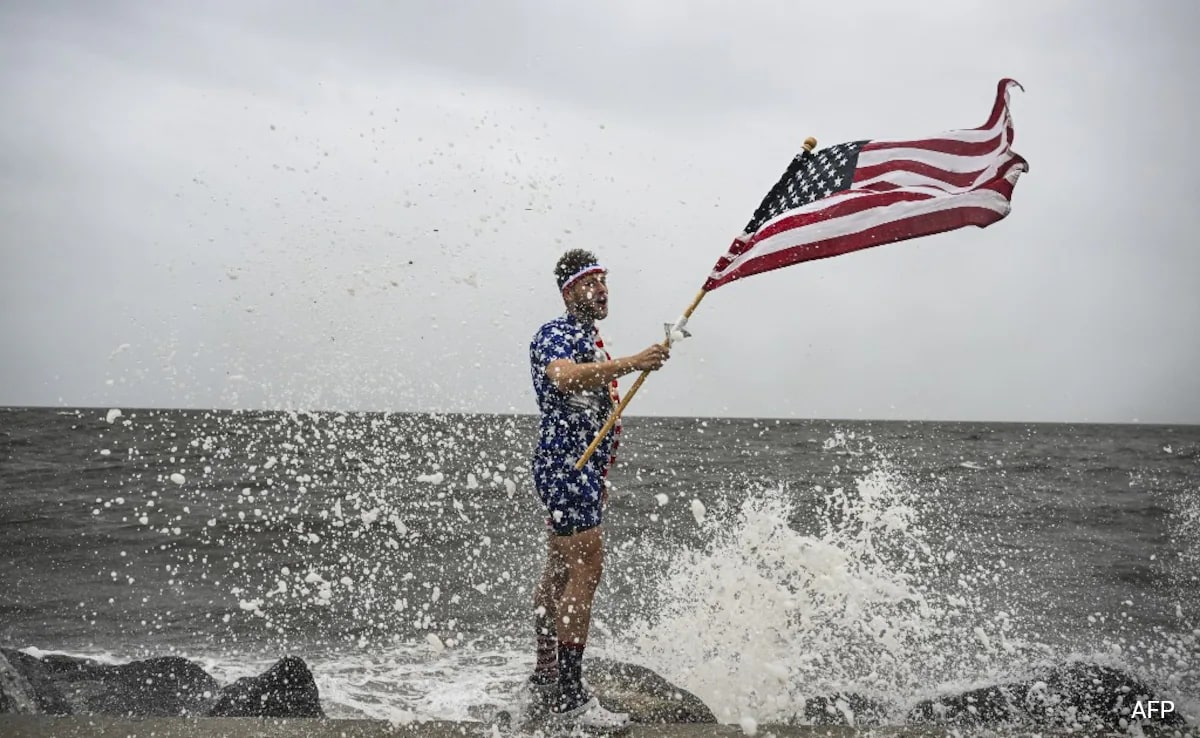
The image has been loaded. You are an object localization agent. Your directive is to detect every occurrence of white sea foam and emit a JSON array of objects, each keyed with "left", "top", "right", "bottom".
[
  {"left": 618, "top": 455, "right": 1045, "bottom": 724},
  {"left": 198, "top": 640, "right": 537, "bottom": 722}
]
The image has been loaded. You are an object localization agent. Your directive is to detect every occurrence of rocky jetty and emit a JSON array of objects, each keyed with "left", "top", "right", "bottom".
[{"left": 1, "top": 649, "right": 1187, "bottom": 732}]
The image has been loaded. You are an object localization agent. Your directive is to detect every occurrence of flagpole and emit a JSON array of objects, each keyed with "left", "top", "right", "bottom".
[
  {"left": 574, "top": 135, "right": 819, "bottom": 471},
  {"left": 574, "top": 288, "right": 707, "bottom": 470}
]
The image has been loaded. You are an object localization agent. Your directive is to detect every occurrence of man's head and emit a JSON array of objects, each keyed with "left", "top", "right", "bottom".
[{"left": 555, "top": 249, "right": 608, "bottom": 321}]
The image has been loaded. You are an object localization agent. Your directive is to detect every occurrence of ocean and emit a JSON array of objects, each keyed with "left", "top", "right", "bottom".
[{"left": 1, "top": 406, "right": 1197, "bottom": 725}]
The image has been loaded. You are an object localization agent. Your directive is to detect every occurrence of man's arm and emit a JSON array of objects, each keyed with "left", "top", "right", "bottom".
[{"left": 546, "top": 344, "right": 670, "bottom": 394}]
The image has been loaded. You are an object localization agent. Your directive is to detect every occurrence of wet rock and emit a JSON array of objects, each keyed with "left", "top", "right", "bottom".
[
  {"left": 799, "top": 692, "right": 890, "bottom": 726},
  {"left": 0, "top": 651, "right": 41, "bottom": 714},
  {"left": 0, "top": 649, "right": 72, "bottom": 714},
  {"left": 1, "top": 650, "right": 323, "bottom": 719},
  {"left": 0, "top": 649, "right": 216, "bottom": 716},
  {"left": 0, "top": 652, "right": 71, "bottom": 715},
  {"left": 909, "top": 681, "right": 1029, "bottom": 726},
  {"left": 908, "top": 662, "right": 1187, "bottom": 729},
  {"left": 207, "top": 656, "right": 324, "bottom": 718},
  {"left": 584, "top": 658, "right": 716, "bottom": 723}
]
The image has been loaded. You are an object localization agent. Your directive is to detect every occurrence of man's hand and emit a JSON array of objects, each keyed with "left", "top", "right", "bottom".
[{"left": 629, "top": 344, "right": 670, "bottom": 372}]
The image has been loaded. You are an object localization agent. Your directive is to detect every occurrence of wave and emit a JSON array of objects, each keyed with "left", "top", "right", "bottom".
[{"left": 615, "top": 451, "right": 1197, "bottom": 725}]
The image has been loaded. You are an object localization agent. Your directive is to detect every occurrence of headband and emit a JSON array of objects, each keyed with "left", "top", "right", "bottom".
[{"left": 558, "top": 264, "right": 607, "bottom": 293}]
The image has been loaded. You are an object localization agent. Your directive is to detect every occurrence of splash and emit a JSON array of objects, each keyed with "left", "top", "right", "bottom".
[
  {"left": 93, "top": 408, "right": 539, "bottom": 655},
  {"left": 619, "top": 444, "right": 1040, "bottom": 724}
]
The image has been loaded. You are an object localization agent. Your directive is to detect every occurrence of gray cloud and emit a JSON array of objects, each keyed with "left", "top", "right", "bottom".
[{"left": 2, "top": 0, "right": 1198, "bottom": 422}]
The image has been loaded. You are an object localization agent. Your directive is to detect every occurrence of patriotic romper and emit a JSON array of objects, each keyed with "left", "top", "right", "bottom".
[{"left": 529, "top": 314, "right": 621, "bottom": 536}]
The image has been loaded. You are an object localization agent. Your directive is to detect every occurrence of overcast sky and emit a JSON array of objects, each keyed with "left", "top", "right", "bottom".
[{"left": 2, "top": 1, "right": 1198, "bottom": 423}]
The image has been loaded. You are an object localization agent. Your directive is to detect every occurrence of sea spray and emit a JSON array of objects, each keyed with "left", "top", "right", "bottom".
[
  {"left": 618, "top": 441, "right": 1042, "bottom": 723},
  {"left": 60, "top": 410, "right": 1199, "bottom": 724},
  {"left": 110, "top": 409, "right": 537, "bottom": 653}
]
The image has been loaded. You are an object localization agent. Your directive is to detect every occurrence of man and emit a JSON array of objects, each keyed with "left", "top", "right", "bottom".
[{"left": 527, "top": 249, "right": 670, "bottom": 727}]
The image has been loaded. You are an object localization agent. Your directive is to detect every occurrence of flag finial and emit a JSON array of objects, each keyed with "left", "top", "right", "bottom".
[{"left": 803, "top": 137, "right": 818, "bottom": 152}]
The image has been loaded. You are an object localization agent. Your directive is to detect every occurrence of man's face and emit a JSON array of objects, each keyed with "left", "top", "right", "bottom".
[{"left": 566, "top": 272, "right": 608, "bottom": 320}]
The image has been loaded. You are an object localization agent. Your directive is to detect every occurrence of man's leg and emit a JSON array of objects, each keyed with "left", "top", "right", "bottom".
[
  {"left": 549, "top": 525, "right": 604, "bottom": 708},
  {"left": 531, "top": 534, "right": 568, "bottom": 685}
]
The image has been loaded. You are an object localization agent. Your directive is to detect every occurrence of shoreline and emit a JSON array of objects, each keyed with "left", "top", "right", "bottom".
[{"left": 4, "top": 716, "right": 1192, "bottom": 738}]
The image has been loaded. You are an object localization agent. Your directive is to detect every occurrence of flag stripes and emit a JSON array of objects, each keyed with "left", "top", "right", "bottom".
[{"left": 703, "top": 79, "right": 1028, "bottom": 291}]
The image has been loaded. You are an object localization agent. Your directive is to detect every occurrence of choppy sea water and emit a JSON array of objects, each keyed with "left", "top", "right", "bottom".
[{"left": 1, "top": 406, "right": 1197, "bottom": 724}]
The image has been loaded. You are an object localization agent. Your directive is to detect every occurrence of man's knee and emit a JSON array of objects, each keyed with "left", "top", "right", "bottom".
[
  {"left": 579, "top": 549, "right": 603, "bottom": 585},
  {"left": 574, "top": 541, "right": 603, "bottom": 569}
]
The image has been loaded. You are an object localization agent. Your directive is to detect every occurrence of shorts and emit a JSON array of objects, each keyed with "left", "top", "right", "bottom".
[{"left": 532, "top": 452, "right": 605, "bottom": 536}]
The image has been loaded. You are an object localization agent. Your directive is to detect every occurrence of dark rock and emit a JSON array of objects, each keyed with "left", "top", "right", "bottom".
[
  {"left": 207, "top": 656, "right": 324, "bottom": 718},
  {"left": 1039, "top": 662, "right": 1187, "bottom": 728},
  {"left": 908, "top": 662, "right": 1188, "bottom": 729},
  {"left": 0, "top": 649, "right": 72, "bottom": 715},
  {"left": 0, "top": 649, "right": 217, "bottom": 716},
  {"left": 909, "top": 682, "right": 1029, "bottom": 726},
  {"left": 1, "top": 649, "right": 324, "bottom": 719},
  {"left": 0, "top": 651, "right": 41, "bottom": 714},
  {"left": 584, "top": 658, "right": 715, "bottom": 723},
  {"left": 799, "top": 693, "right": 890, "bottom": 726}
]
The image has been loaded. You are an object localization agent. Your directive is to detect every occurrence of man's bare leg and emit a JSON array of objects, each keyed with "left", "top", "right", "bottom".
[
  {"left": 549, "top": 526, "right": 604, "bottom": 707},
  {"left": 531, "top": 534, "right": 568, "bottom": 686}
]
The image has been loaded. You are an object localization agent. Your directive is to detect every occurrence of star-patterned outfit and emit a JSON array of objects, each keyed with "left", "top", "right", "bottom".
[{"left": 529, "top": 313, "right": 619, "bottom": 536}]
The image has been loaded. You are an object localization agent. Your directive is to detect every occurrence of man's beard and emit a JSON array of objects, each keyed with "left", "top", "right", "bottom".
[
  {"left": 570, "top": 290, "right": 607, "bottom": 320},
  {"left": 576, "top": 300, "right": 607, "bottom": 321}
]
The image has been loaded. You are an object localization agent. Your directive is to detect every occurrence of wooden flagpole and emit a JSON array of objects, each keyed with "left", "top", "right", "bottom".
[{"left": 573, "top": 136, "right": 819, "bottom": 471}]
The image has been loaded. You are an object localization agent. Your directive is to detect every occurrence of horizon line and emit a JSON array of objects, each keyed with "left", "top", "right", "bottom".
[{"left": 3, "top": 404, "right": 1197, "bottom": 428}]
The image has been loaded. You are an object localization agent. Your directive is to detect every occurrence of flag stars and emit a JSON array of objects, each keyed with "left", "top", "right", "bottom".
[{"left": 740, "top": 141, "right": 864, "bottom": 234}]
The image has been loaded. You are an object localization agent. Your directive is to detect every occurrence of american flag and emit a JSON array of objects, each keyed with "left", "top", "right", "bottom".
[{"left": 703, "top": 79, "right": 1029, "bottom": 292}]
